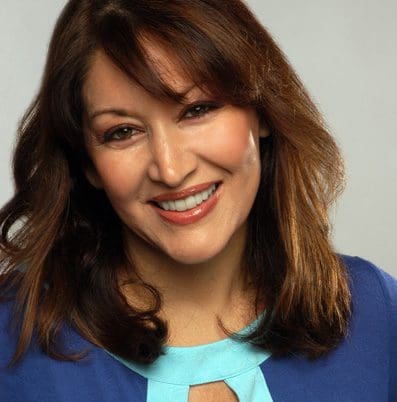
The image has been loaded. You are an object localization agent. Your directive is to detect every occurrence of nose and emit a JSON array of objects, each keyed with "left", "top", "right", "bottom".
[{"left": 147, "top": 125, "right": 198, "bottom": 188}]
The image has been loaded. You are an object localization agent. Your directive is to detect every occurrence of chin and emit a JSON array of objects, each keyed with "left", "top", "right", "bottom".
[{"left": 163, "top": 240, "right": 226, "bottom": 266}]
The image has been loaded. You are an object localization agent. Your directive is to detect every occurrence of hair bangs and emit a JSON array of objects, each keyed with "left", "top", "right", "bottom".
[{"left": 91, "top": 3, "right": 248, "bottom": 105}]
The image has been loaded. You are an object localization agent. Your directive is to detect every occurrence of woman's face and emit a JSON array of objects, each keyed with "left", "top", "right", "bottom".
[{"left": 83, "top": 45, "right": 266, "bottom": 265}]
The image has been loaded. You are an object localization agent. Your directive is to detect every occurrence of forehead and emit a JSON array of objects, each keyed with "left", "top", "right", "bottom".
[
  {"left": 83, "top": 38, "right": 194, "bottom": 104},
  {"left": 140, "top": 37, "right": 192, "bottom": 93}
]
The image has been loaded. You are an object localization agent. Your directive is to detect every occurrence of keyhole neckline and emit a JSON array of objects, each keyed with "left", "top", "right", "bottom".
[{"left": 106, "top": 311, "right": 271, "bottom": 385}]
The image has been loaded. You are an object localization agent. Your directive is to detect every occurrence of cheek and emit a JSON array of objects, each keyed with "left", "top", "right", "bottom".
[
  {"left": 198, "top": 112, "right": 260, "bottom": 172},
  {"left": 91, "top": 152, "right": 144, "bottom": 202}
]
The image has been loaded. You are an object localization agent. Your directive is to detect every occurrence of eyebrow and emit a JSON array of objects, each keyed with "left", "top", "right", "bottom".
[
  {"left": 89, "top": 108, "right": 134, "bottom": 120},
  {"left": 88, "top": 84, "right": 199, "bottom": 120}
]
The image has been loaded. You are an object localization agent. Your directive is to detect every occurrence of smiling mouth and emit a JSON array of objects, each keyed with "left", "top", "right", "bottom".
[{"left": 153, "top": 183, "right": 219, "bottom": 212}]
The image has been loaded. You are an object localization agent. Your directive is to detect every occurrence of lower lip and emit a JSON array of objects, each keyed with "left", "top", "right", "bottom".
[{"left": 151, "top": 184, "right": 221, "bottom": 225}]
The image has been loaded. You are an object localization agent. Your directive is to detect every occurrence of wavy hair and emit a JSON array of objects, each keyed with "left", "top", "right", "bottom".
[{"left": 0, "top": 0, "right": 350, "bottom": 365}]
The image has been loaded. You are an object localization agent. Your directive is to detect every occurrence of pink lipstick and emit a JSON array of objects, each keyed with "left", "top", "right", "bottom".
[{"left": 150, "top": 182, "right": 221, "bottom": 225}]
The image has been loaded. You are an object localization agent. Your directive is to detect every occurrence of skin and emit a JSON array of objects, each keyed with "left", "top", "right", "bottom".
[{"left": 83, "top": 43, "right": 268, "bottom": 346}]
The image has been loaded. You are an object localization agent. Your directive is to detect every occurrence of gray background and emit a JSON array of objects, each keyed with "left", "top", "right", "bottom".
[{"left": 0, "top": 1, "right": 396, "bottom": 276}]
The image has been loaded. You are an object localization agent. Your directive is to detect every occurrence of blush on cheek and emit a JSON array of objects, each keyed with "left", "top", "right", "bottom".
[
  {"left": 97, "top": 168, "right": 130, "bottom": 198},
  {"left": 91, "top": 149, "right": 147, "bottom": 199},
  {"left": 204, "top": 113, "right": 259, "bottom": 171}
]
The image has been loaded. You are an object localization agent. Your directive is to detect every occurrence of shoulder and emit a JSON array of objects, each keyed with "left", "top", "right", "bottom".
[
  {"left": 340, "top": 254, "right": 397, "bottom": 400},
  {"left": 0, "top": 275, "right": 148, "bottom": 402},
  {"left": 0, "top": 270, "right": 24, "bottom": 326},
  {"left": 0, "top": 273, "right": 25, "bottom": 366},
  {"left": 339, "top": 253, "right": 397, "bottom": 333},
  {"left": 261, "top": 254, "right": 397, "bottom": 401},
  {"left": 0, "top": 272, "right": 19, "bottom": 332},
  {"left": 339, "top": 254, "right": 397, "bottom": 309}
]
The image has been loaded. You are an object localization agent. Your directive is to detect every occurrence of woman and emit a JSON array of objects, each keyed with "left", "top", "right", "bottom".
[{"left": 0, "top": 0, "right": 396, "bottom": 401}]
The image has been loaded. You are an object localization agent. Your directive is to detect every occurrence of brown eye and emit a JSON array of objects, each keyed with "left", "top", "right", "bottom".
[
  {"left": 183, "top": 103, "right": 220, "bottom": 119},
  {"left": 104, "top": 125, "right": 140, "bottom": 142}
]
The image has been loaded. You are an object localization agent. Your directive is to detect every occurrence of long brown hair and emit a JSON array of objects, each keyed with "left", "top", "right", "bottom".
[{"left": 0, "top": 0, "right": 350, "bottom": 366}]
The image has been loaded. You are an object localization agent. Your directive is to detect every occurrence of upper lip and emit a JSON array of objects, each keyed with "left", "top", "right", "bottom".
[{"left": 150, "top": 181, "right": 219, "bottom": 202}]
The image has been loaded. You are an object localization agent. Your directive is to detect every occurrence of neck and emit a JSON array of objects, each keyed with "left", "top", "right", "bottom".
[{"left": 120, "top": 224, "right": 259, "bottom": 345}]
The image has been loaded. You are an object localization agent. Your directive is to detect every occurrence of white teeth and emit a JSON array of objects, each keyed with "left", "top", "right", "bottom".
[
  {"left": 175, "top": 199, "right": 187, "bottom": 211},
  {"left": 185, "top": 195, "right": 197, "bottom": 209},
  {"left": 169, "top": 200, "right": 176, "bottom": 211},
  {"left": 194, "top": 193, "right": 203, "bottom": 204},
  {"left": 157, "top": 184, "right": 217, "bottom": 211}
]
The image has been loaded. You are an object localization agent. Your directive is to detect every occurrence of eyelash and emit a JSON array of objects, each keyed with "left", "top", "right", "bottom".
[
  {"left": 101, "top": 101, "right": 221, "bottom": 143},
  {"left": 181, "top": 101, "right": 221, "bottom": 119},
  {"left": 103, "top": 125, "right": 140, "bottom": 143}
]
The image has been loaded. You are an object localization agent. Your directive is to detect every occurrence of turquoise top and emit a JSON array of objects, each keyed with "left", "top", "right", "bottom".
[{"left": 107, "top": 313, "right": 273, "bottom": 401}]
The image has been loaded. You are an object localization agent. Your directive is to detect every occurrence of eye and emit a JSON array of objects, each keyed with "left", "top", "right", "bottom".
[
  {"left": 182, "top": 102, "right": 220, "bottom": 119},
  {"left": 103, "top": 125, "right": 141, "bottom": 142}
]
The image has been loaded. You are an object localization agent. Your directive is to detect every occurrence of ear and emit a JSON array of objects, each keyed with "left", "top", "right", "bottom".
[{"left": 84, "top": 161, "right": 103, "bottom": 189}]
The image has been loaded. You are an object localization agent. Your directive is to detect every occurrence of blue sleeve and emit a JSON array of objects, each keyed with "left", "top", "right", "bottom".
[
  {"left": 349, "top": 256, "right": 397, "bottom": 401},
  {"left": 372, "top": 264, "right": 397, "bottom": 401}
]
